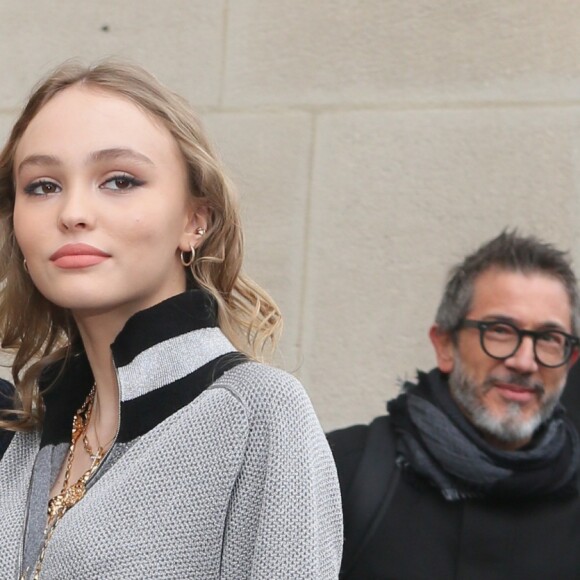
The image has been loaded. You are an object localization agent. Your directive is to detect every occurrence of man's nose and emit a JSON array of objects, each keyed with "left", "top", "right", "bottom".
[{"left": 504, "top": 335, "right": 539, "bottom": 374}]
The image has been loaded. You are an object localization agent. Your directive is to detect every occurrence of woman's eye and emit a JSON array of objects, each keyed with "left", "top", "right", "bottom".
[
  {"left": 23, "top": 180, "right": 61, "bottom": 196},
  {"left": 101, "top": 175, "right": 143, "bottom": 191}
]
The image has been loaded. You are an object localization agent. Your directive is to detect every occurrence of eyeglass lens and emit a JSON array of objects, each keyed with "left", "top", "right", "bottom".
[{"left": 481, "top": 322, "right": 569, "bottom": 367}]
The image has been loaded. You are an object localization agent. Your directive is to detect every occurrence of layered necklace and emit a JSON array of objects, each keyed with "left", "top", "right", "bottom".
[{"left": 28, "top": 385, "right": 111, "bottom": 580}]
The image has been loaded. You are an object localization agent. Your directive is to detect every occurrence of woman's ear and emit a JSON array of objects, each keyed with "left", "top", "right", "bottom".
[
  {"left": 179, "top": 203, "right": 210, "bottom": 252},
  {"left": 429, "top": 324, "right": 456, "bottom": 374}
]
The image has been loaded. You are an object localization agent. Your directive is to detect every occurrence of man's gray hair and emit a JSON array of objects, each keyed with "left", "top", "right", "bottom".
[{"left": 435, "top": 231, "right": 580, "bottom": 336}]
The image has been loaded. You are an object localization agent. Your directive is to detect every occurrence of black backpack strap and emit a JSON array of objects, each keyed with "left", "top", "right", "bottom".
[
  {"left": 0, "top": 379, "right": 15, "bottom": 461},
  {"left": 340, "top": 415, "right": 400, "bottom": 579}
]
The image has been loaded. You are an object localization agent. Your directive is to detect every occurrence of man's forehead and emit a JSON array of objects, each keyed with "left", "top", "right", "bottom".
[{"left": 468, "top": 268, "right": 573, "bottom": 329}]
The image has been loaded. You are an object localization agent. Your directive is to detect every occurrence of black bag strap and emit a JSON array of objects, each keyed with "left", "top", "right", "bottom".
[
  {"left": 0, "top": 379, "right": 15, "bottom": 461},
  {"left": 340, "top": 415, "right": 400, "bottom": 579}
]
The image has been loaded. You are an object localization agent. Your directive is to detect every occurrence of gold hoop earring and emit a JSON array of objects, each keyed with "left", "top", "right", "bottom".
[
  {"left": 180, "top": 244, "right": 195, "bottom": 267},
  {"left": 23, "top": 259, "right": 29, "bottom": 273}
]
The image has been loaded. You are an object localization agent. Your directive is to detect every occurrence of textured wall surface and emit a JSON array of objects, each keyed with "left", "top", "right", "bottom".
[{"left": 1, "top": 1, "right": 580, "bottom": 429}]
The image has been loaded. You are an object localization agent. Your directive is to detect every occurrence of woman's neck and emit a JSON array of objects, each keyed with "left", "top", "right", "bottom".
[{"left": 74, "top": 311, "right": 126, "bottom": 443}]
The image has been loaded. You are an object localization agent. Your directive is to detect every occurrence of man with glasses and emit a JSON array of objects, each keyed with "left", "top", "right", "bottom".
[{"left": 329, "top": 231, "right": 580, "bottom": 579}]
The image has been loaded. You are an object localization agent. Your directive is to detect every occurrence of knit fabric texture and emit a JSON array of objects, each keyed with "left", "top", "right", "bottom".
[{"left": 0, "top": 292, "right": 343, "bottom": 579}]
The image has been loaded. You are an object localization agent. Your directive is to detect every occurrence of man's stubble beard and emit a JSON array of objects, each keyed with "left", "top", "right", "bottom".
[{"left": 448, "top": 357, "right": 564, "bottom": 446}]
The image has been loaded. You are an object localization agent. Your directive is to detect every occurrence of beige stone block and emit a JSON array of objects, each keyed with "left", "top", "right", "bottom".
[
  {"left": 0, "top": 0, "right": 225, "bottom": 108},
  {"left": 225, "top": 0, "right": 580, "bottom": 106},
  {"left": 201, "top": 112, "right": 312, "bottom": 370},
  {"left": 0, "top": 110, "right": 14, "bottom": 379},
  {"left": 0, "top": 351, "right": 13, "bottom": 383},
  {"left": 0, "top": 111, "right": 18, "bottom": 146},
  {"left": 305, "top": 107, "right": 580, "bottom": 429}
]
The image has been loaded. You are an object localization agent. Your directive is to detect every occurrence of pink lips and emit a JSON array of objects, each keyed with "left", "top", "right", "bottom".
[{"left": 50, "top": 243, "right": 110, "bottom": 269}]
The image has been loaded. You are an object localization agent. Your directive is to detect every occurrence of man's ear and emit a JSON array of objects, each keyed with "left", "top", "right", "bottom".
[
  {"left": 429, "top": 324, "right": 456, "bottom": 374},
  {"left": 179, "top": 203, "right": 210, "bottom": 252},
  {"left": 569, "top": 348, "right": 579, "bottom": 368}
]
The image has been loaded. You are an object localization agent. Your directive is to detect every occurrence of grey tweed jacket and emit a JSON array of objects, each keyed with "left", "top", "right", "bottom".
[{"left": 0, "top": 291, "right": 343, "bottom": 579}]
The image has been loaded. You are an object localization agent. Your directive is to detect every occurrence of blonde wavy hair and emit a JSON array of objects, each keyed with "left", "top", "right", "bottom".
[{"left": 0, "top": 60, "right": 282, "bottom": 431}]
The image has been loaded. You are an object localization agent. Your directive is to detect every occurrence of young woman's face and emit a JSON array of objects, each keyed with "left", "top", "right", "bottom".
[{"left": 13, "top": 85, "right": 202, "bottom": 320}]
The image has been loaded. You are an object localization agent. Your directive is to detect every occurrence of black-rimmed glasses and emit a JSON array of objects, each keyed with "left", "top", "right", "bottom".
[{"left": 458, "top": 319, "right": 579, "bottom": 368}]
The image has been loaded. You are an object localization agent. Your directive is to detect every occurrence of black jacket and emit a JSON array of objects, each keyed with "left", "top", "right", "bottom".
[{"left": 329, "top": 407, "right": 580, "bottom": 579}]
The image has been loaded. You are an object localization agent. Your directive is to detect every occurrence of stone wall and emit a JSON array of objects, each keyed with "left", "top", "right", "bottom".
[{"left": 1, "top": 1, "right": 579, "bottom": 428}]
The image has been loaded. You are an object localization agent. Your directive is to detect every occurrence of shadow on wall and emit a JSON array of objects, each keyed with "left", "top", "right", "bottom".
[{"left": 562, "top": 361, "right": 580, "bottom": 433}]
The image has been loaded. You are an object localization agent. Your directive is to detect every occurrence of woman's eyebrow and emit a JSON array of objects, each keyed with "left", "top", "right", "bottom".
[
  {"left": 17, "top": 154, "right": 61, "bottom": 174},
  {"left": 17, "top": 148, "right": 154, "bottom": 175},
  {"left": 88, "top": 148, "right": 154, "bottom": 166}
]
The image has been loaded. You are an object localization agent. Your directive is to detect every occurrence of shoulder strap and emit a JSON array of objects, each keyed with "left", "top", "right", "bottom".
[
  {"left": 340, "top": 415, "right": 400, "bottom": 579},
  {"left": 0, "top": 379, "right": 15, "bottom": 461}
]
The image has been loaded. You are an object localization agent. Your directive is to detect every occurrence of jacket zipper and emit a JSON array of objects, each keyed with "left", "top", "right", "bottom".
[
  {"left": 18, "top": 364, "right": 123, "bottom": 578},
  {"left": 18, "top": 437, "right": 40, "bottom": 579}
]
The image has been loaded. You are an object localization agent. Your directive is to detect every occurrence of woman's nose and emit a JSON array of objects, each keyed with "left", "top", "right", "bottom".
[{"left": 57, "top": 188, "right": 96, "bottom": 232}]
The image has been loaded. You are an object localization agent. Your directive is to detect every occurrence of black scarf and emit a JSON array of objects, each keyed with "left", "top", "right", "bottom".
[{"left": 387, "top": 369, "right": 580, "bottom": 501}]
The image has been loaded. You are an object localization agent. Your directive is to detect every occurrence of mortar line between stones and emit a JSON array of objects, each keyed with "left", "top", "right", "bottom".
[
  {"left": 296, "top": 112, "right": 318, "bottom": 379},
  {"left": 195, "top": 99, "right": 580, "bottom": 116},
  {"left": 217, "top": 0, "right": 230, "bottom": 107}
]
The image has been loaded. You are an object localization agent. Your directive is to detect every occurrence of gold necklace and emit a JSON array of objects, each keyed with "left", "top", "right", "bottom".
[
  {"left": 28, "top": 385, "right": 106, "bottom": 579},
  {"left": 84, "top": 393, "right": 115, "bottom": 459},
  {"left": 47, "top": 385, "right": 103, "bottom": 520}
]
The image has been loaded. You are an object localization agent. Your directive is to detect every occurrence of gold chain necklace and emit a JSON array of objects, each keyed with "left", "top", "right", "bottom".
[{"left": 27, "top": 385, "right": 106, "bottom": 580}]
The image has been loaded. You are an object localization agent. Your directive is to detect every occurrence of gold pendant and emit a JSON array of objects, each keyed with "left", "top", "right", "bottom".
[{"left": 47, "top": 480, "right": 86, "bottom": 519}]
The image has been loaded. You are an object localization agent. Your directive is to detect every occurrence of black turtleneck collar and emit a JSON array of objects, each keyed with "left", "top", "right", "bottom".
[{"left": 40, "top": 291, "right": 246, "bottom": 447}]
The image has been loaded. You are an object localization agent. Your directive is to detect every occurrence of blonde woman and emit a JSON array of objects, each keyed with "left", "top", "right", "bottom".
[{"left": 0, "top": 61, "right": 342, "bottom": 579}]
